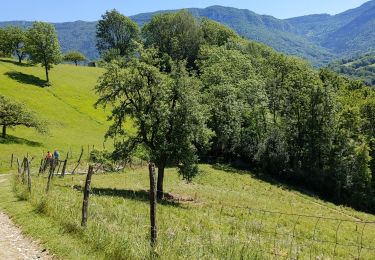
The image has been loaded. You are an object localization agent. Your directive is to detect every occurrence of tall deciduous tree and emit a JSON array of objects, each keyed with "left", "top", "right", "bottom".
[
  {"left": 95, "top": 47, "right": 211, "bottom": 199},
  {"left": 142, "top": 10, "right": 202, "bottom": 68},
  {"left": 0, "top": 28, "right": 11, "bottom": 57},
  {"left": 96, "top": 9, "right": 140, "bottom": 58},
  {"left": 0, "top": 95, "right": 46, "bottom": 138},
  {"left": 7, "top": 26, "right": 27, "bottom": 63},
  {"left": 64, "top": 51, "right": 86, "bottom": 66},
  {"left": 26, "top": 22, "right": 62, "bottom": 84}
]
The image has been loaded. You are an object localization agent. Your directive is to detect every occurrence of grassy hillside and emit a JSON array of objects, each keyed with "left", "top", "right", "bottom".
[
  {"left": 0, "top": 58, "right": 109, "bottom": 172},
  {"left": 1, "top": 165, "right": 375, "bottom": 259}
]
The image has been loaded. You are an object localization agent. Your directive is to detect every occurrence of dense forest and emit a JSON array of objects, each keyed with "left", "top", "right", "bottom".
[{"left": 91, "top": 10, "right": 375, "bottom": 212}]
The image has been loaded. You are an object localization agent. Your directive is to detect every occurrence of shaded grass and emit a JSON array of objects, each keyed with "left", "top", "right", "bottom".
[
  {"left": 5, "top": 71, "right": 47, "bottom": 87},
  {"left": 0, "top": 135, "right": 42, "bottom": 147}
]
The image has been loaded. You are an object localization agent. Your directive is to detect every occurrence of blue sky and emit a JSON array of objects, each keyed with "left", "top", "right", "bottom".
[{"left": 0, "top": 0, "right": 370, "bottom": 22}]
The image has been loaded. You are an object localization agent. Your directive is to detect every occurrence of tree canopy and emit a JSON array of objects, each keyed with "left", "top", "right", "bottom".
[
  {"left": 0, "top": 95, "right": 46, "bottom": 139},
  {"left": 96, "top": 9, "right": 140, "bottom": 59},
  {"left": 6, "top": 26, "right": 27, "bottom": 63},
  {"left": 96, "top": 47, "right": 211, "bottom": 199},
  {"left": 64, "top": 50, "right": 86, "bottom": 66},
  {"left": 26, "top": 22, "right": 62, "bottom": 84},
  {"left": 142, "top": 10, "right": 202, "bottom": 69},
  {"left": 95, "top": 9, "right": 375, "bottom": 212}
]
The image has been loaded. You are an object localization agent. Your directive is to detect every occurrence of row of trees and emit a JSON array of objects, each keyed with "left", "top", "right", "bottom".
[
  {"left": 0, "top": 23, "right": 86, "bottom": 83},
  {"left": 95, "top": 9, "right": 375, "bottom": 212}
]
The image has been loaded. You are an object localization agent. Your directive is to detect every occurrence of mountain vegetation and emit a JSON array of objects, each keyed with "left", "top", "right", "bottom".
[
  {"left": 328, "top": 53, "right": 375, "bottom": 85},
  {"left": 2, "top": 1, "right": 374, "bottom": 68},
  {"left": 1, "top": 7, "right": 375, "bottom": 258},
  {"left": 90, "top": 10, "right": 375, "bottom": 212}
]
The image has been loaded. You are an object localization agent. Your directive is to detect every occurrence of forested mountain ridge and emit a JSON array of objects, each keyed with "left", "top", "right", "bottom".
[
  {"left": 0, "top": 1, "right": 374, "bottom": 66},
  {"left": 288, "top": 0, "right": 375, "bottom": 55}
]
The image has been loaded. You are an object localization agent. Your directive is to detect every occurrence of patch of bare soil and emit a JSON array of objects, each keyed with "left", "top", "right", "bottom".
[{"left": 0, "top": 212, "right": 51, "bottom": 259}]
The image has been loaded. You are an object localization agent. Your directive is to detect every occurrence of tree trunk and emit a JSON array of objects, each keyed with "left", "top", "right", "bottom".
[
  {"left": 2, "top": 125, "right": 6, "bottom": 138},
  {"left": 75, "top": 61, "right": 78, "bottom": 66},
  {"left": 45, "top": 66, "right": 49, "bottom": 83},
  {"left": 157, "top": 165, "right": 165, "bottom": 200},
  {"left": 18, "top": 55, "right": 22, "bottom": 64}
]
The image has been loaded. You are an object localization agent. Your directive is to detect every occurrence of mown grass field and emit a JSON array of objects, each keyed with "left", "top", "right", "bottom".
[{"left": 1, "top": 59, "right": 375, "bottom": 259}]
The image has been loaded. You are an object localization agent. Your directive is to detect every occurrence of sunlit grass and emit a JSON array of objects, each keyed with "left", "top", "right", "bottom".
[{"left": 1, "top": 164, "right": 375, "bottom": 259}]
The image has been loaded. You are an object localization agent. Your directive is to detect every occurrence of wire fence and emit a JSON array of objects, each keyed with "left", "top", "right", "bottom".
[
  {"left": 7, "top": 151, "right": 375, "bottom": 259},
  {"left": 207, "top": 205, "right": 375, "bottom": 259}
]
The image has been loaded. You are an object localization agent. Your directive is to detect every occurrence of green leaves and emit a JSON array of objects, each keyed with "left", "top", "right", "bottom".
[
  {"left": 96, "top": 9, "right": 140, "bottom": 59},
  {"left": 64, "top": 51, "right": 86, "bottom": 65},
  {"left": 25, "top": 22, "right": 62, "bottom": 82},
  {"left": 142, "top": 10, "right": 202, "bottom": 69},
  {"left": 0, "top": 95, "right": 47, "bottom": 138},
  {"left": 96, "top": 47, "right": 210, "bottom": 181}
]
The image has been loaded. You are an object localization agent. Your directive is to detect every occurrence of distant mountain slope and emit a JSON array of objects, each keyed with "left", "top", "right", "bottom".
[
  {"left": 0, "top": 20, "right": 99, "bottom": 60},
  {"left": 328, "top": 53, "right": 375, "bottom": 85},
  {"left": 288, "top": 0, "right": 375, "bottom": 55},
  {"left": 131, "top": 6, "right": 336, "bottom": 65},
  {"left": 0, "top": 1, "right": 374, "bottom": 66}
]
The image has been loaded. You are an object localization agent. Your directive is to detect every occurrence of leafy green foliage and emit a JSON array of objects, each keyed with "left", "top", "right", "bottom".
[
  {"left": 25, "top": 22, "right": 62, "bottom": 83},
  {"left": 200, "top": 18, "right": 238, "bottom": 46},
  {"left": 64, "top": 50, "right": 86, "bottom": 66},
  {"left": 6, "top": 26, "right": 27, "bottom": 63},
  {"left": 0, "top": 95, "right": 46, "bottom": 138},
  {"left": 142, "top": 10, "right": 202, "bottom": 68},
  {"left": 93, "top": 8, "right": 375, "bottom": 211},
  {"left": 96, "top": 46, "right": 210, "bottom": 197},
  {"left": 96, "top": 9, "right": 140, "bottom": 58}
]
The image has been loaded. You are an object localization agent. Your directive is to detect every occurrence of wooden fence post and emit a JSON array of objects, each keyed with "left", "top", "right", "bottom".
[
  {"left": 61, "top": 153, "right": 68, "bottom": 178},
  {"left": 22, "top": 157, "right": 27, "bottom": 184},
  {"left": 46, "top": 160, "right": 54, "bottom": 193},
  {"left": 149, "top": 162, "right": 157, "bottom": 247},
  {"left": 16, "top": 158, "right": 21, "bottom": 179},
  {"left": 81, "top": 165, "right": 94, "bottom": 227},
  {"left": 10, "top": 153, "right": 13, "bottom": 168},
  {"left": 38, "top": 158, "right": 44, "bottom": 175},
  {"left": 72, "top": 146, "right": 84, "bottom": 174},
  {"left": 27, "top": 159, "right": 31, "bottom": 193}
]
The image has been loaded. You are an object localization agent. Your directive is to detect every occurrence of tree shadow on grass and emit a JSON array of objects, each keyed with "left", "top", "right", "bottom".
[
  {"left": 72, "top": 185, "right": 185, "bottom": 208},
  {"left": 0, "top": 134, "right": 42, "bottom": 147},
  {"left": 0, "top": 58, "right": 33, "bottom": 67},
  {"left": 5, "top": 71, "right": 46, "bottom": 87}
]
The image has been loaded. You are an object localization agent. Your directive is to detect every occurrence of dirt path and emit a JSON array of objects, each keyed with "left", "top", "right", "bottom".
[{"left": 0, "top": 175, "right": 51, "bottom": 259}]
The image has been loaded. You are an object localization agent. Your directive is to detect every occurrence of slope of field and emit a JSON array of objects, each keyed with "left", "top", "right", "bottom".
[
  {"left": 0, "top": 164, "right": 375, "bottom": 259},
  {"left": 0, "top": 59, "right": 109, "bottom": 172}
]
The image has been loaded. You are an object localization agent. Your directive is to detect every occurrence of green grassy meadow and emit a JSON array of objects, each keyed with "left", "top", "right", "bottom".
[
  {"left": 1, "top": 165, "right": 375, "bottom": 259},
  {"left": 0, "top": 58, "right": 109, "bottom": 172},
  {"left": 1, "top": 59, "right": 375, "bottom": 259}
]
